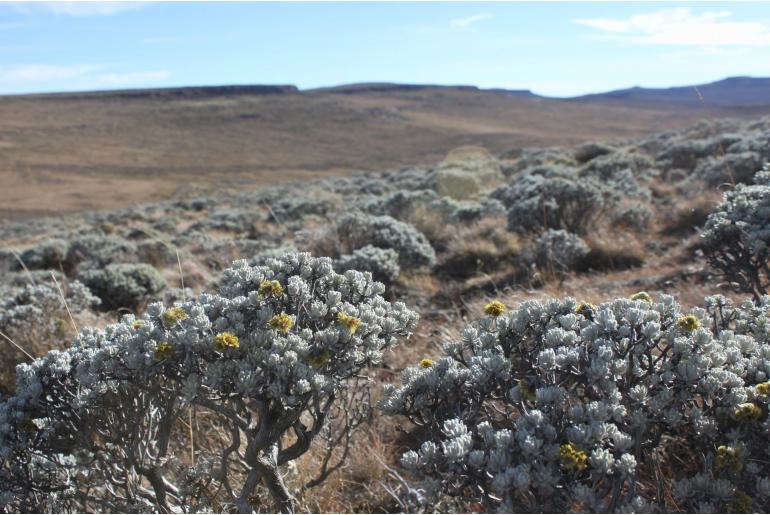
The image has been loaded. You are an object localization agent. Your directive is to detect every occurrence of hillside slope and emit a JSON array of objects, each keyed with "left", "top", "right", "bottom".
[{"left": 1, "top": 78, "right": 769, "bottom": 218}]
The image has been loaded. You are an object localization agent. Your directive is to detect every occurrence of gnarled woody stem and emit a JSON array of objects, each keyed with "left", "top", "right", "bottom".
[{"left": 235, "top": 442, "right": 295, "bottom": 514}]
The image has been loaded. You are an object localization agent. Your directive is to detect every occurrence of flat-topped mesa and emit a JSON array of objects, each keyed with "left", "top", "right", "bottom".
[{"left": 24, "top": 84, "right": 300, "bottom": 101}]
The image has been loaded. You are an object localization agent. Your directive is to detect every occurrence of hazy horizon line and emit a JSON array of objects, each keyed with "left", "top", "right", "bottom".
[{"left": 0, "top": 73, "right": 763, "bottom": 100}]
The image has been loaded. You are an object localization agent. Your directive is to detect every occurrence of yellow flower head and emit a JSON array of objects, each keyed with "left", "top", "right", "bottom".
[
  {"left": 155, "top": 341, "right": 174, "bottom": 361},
  {"left": 308, "top": 350, "right": 332, "bottom": 369},
  {"left": 676, "top": 314, "right": 701, "bottom": 333},
  {"left": 755, "top": 382, "right": 770, "bottom": 397},
  {"left": 519, "top": 379, "right": 537, "bottom": 402},
  {"left": 575, "top": 302, "right": 594, "bottom": 318},
  {"left": 268, "top": 313, "right": 294, "bottom": 333},
  {"left": 484, "top": 300, "right": 506, "bottom": 318},
  {"left": 337, "top": 311, "right": 362, "bottom": 334},
  {"left": 631, "top": 292, "right": 652, "bottom": 303},
  {"left": 728, "top": 491, "right": 753, "bottom": 514},
  {"left": 214, "top": 332, "right": 240, "bottom": 350},
  {"left": 560, "top": 443, "right": 588, "bottom": 471},
  {"left": 162, "top": 307, "right": 188, "bottom": 326},
  {"left": 734, "top": 402, "right": 763, "bottom": 422},
  {"left": 18, "top": 416, "right": 37, "bottom": 434},
  {"left": 716, "top": 445, "right": 743, "bottom": 473},
  {"left": 132, "top": 320, "right": 143, "bottom": 330},
  {"left": 419, "top": 358, "right": 435, "bottom": 369},
  {"left": 259, "top": 280, "right": 284, "bottom": 298},
  {"left": 99, "top": 221, "right": 117, "bottom": 235}
]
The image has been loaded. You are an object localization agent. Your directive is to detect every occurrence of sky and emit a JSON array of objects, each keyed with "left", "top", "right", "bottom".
[{"left": 1, "top": 1, "right": 769, "bottom": 96}]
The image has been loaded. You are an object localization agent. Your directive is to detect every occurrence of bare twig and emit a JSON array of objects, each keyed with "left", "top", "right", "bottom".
[
  {"left": 0, "top": 329, "right": 35, "bottom": 361},
  {"left": 262, "top": 200, "right": 284, "bottom": 228},
  {"left": 1, "top": 239, "right": 35, "bottom": 286},
  {"left": 50, "top": 271, "right": 78, "bottom": 334},
  {"left": 189, "top": 407, "right": 195, "bottom": 467}
]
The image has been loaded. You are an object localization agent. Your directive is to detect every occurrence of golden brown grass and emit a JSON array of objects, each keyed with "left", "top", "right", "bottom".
[{"left": 3, "top": 86, "right": 767, "bottom": 219}]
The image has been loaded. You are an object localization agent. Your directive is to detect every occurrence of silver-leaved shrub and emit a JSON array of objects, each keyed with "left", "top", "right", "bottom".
[
  {"left": 491, "top": 168, "right": 613, "bottom": 235},
  {"left": 0, "top": 280, "right": 99, "bottom": 391},
  {"left": 381, "top": 294, "right": 770, "bottom": 513},
  {"left": 335, "top": 212, "right": 436, "bottom": 269},
  {"left": 335, "top": 245, "right": 401, "bottom": 285},
  {"left": 702, "top": 167, "right": 770, "bottom": 300},
  {"left": 534, "top": 229, "right": 589, "bottom": 277},
  {"left": 78, "top": 262, "right": 166, "bottom": 311},
  {"left": 0, "top": 252, "right": 418, "bottom": 513}
]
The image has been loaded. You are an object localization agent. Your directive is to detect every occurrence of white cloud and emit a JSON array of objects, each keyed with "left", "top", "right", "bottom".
[
  {"left": 0, "top": 64, "right": 98, "bottom": 83},
  {"left": 97, "top": 70, "right": 170, "bottom": 85},
  {"left": 450, "top": 13, "right": 493, "bottom": 28},
  {"left": 573, "top": 8, "right": 770, "bottom": 46},
  {"left": 8, "top": 2, "right": 148, "bottom": 17},
  {"left": 0, "top": 64, "right": 170, "bottom": 91}
]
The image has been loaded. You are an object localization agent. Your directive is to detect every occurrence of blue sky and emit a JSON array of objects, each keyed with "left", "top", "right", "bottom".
[{"left": 1, "top": 1, "right": 769, "bottom": 96}]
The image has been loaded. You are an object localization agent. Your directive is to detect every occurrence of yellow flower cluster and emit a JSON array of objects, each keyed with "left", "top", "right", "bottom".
[
  {"left": 676, "top": 314, "right": 701, "bottom": 333},
  {"left": 214, "top": 332, "right": 240, "bottom": 350},
  {"left": 419, "top": 358, "right": 435, "bottom": 369},
  {"left": 575, "top": 302, "right": 594, "bottom": 318},
  {"left": 268, "top": 313, "right": 294, "bottom": 333},
  {"left": 155, "top": 342, "right": 174, "bottom": 361},
  {"left": 484, "top": 300, "right": 506, "bottom": 318},
  {"left": 308, "top": 350, "right": 332, "bottom": 369},
  {"left": 560, "top": 443, "right": 588, "bottom": 471},
  {"left": 631, "top": 292, "right": 652, "bottom": 303},
  {"left": 519, "top": 379, "right": 537, "bottom": 402},
  {"left": 755, "top": 382, "right": 770, "bottom": 397},
  {"left": 337, "top": 312, "right": 362, "bottom": 334},
  {"left": 734, "top": 402, "right": 763, "bottom": 422},
  {"left": 259, "top": 280, "right": 284, "bottom": 298},
  {"left": 132, "top": 320, "right": 143, "bottom": 330},
  {"left": 162, "top": 307, "right": 188, "bottom": 326},
  {"left": 716, "top": 445, "right": 743, "bottom": 473},
  {"left": 728, "top": 491, "right": 753, "bottom": 513}
]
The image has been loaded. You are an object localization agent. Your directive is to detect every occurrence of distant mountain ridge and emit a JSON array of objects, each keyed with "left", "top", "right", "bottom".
[
  {"left": 571, "top": 76, "right": 770, "bottom": 107},
  {"left": 30, "top": 84, "right": 300, "bottom": 101},
  {"left": 8, "top": 75, "right": 769, "bottom": 109},
  {"left": 309, "top": 82, "right": 536, "bottom": 97},
  {"left": 309, "top": 76, "right": 770, "bottom": 108}
]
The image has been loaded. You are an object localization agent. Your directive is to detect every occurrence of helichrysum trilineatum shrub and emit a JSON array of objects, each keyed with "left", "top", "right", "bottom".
[
  {"left": 268, "top": 194, "right": 337, "bottom": 222},
  {"left": 63, "top": 234, "right": 137, "bottom": 272},
  {"left": 335, "top": 245, "right": 401, "bottom": 285},
  {"left": 0, "top": 280, "right": 98, "bottom": 340},
  {"left": 702, "top": 168, "right": 770, "bottom": 300},
  {"left": 572, "top": 141, "right": 614, "bottom": 164},
  {"left": 613, "top": 202, "right": 654, "bottom": 231},
  {"left": 0, "top": 281, "right": 99, "bottom": 342},
  {"left": 534, "top": 229, "right": 589, "bottom": 276},
  {"left": 18, "top": 239, "right": 68, "bottom": 271},
  {"left": 695, "top": 151, "right": 764, "bottom": 186},
  {"left": 578, "top": 151, "right": 656, "bottom": 183},
  {"left": 353, "top": 189, "right": 438, "bottom": 219},
  {"left": 430, "top": 197, "right": 506, "bottom": 224},
  {"left": 77, "top": 262, "right": 167, "bottom": 311},
  {"left": 381, "top": 294, "right": 770, "bottom": 513},
  {"left": 0, "top": 281, "right": 99, "bottom": 390},
  {"left": 0, "top": 252, "right": 418, "bottom": 513},
  {"left": 336, "top": 212, "right": 436, "bottom": 269},
  {"left": 491, "top": 170, "right": 612, "bottom": 235}
]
